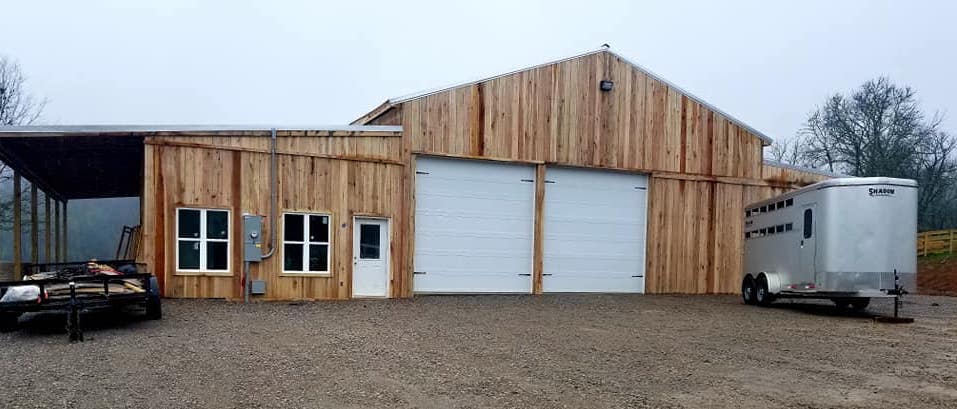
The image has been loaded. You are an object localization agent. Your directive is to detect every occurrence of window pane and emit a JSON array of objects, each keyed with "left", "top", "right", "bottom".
[
  {"left": 178, "top": 241, "right": 200, "bottom": 269},
  {"left": 207, "top": 242, "right": 229, "bottom": 270},
  {"left": 803, "top": 209, "right": 813, "bottom": 239},
  {"left": 178, "top": 209, "right": 201, "bottom": 238},
  {"left": 207, "top": 210, "right": 229, "bottom": 240},
  {"left": 284, "top": 243, "right": 304, "bottom": 271},
  {"left": 359, "top": 224, "right": 381, "bottom": 259},
  {"left": 285, "top": 214, "right": 304, "bottom": 242},
  {"left": 309, "top": 244, "right": 329, "bottom": 272},
  {"left": 309, "top": 215, "right": 329, "bottom": 242}
]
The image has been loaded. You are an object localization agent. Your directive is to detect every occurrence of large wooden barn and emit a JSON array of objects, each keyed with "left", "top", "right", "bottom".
[{"left": 0, "top": 47, "right": 831, "bottom": 300}]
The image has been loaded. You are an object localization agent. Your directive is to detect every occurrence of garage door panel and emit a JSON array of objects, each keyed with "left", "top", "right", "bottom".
[
  {"left": 544, "top": 167, "right": 648, "bottom": 293},
  {"left": 414, "top": 156, "right": 534, "bottom": 293}
]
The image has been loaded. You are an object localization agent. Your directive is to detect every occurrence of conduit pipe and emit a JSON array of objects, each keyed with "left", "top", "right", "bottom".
[{"left": 245, "top": 128, "right": 279, "bottom": 303}]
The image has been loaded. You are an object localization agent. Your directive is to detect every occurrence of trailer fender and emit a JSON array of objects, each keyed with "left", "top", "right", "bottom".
[{"left": 759, "top": 272, "right": 783, "bottom": 295}]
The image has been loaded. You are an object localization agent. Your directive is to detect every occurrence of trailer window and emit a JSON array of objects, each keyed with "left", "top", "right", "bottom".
[
  {"left": 776, "top": 201, "right": 784, "bottom": 210},
  {"left": 803, "top": 209, "right": 813, "bottom": 239},
  {"left": 785, "top": 223, "right": 793, "bottom": 232},
  {"left": 785, "top": 198, "right": 793, "bottom": 207},
  {"left": 176, "top": 208, "right": 230, "bottom": 272},
  {"left": 776, "top": 225, "right": 784, "bottom": 233},
  {"left": 745, "top": 210, "right": 751, "bottom": 218},
  {"left": 283, "top": 213, "right": 331, "bottom": 274}
]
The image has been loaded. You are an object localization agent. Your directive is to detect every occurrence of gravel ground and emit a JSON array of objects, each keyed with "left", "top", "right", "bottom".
[{"left": 0, "top": 294, "right": 955, "bottom": 409}]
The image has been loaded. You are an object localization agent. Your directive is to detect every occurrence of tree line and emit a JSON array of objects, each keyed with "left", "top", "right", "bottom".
[{"left": 768, "top": 77, "right": 956, "bottom": 231}]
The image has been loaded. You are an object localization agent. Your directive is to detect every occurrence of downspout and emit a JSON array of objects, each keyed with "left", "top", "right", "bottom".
[{"left": 245, "top": 128, "right": 279, "bottom": 303}]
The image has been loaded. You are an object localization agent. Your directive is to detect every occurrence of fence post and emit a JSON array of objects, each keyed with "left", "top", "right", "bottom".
[{"left": 947, "top": 229, "right": 954, "bottom": 254}]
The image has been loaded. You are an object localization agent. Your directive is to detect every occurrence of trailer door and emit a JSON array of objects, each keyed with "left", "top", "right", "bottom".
[{"left": 800, "top": 204, "right": 817, "bottom": 280}]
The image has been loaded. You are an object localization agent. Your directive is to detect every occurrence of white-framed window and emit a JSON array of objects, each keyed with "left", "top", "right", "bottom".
[
  {"left": 283, "top": 212, "right": 331, "bottom": 274},
  {"left": 176, "top": 208, "right": 230, "bottom": 272}
]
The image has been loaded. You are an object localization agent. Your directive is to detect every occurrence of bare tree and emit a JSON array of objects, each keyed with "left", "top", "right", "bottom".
[
  {"left": 0, "top": 57, "right": 45, "bottom": 126},
  {"left": 784, "top": 77, "right": 957, "bottom": 229},
  {"left": 0, "top": 56, "right": 46, "bottom": 251}
]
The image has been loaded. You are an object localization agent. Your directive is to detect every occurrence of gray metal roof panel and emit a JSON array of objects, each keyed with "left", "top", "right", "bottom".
[{"left": 0, "top": 124, "right": 402, "bottom": 134}]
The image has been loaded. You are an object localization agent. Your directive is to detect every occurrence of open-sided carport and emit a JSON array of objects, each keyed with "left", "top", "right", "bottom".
[{"left": 0, "top": 126, "right": 147, "bottom": 280}]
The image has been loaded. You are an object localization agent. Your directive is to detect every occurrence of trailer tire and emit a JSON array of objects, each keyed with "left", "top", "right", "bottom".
[
  {"left": 145, "top": 296, "right": 162, "bottom": 320},
  {"left": 0, "top": 312, "right": 20, "bottom": 332},
  {"left": 741, "top": 275, "right": 758, "bottom": 305},
  {"left": 755, "top": 275, "right": 774, "bottom": 306},
  {"left": 850, "top": 298, "right": 870, "bottom": 311},
  {"left": 832, "top": 298, "right": 850, "bottom": 309}
]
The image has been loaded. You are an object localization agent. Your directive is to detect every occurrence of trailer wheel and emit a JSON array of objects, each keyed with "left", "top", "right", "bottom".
[
  {"left": 741, "top": 275, "right": 758, "bottom": 305},
  {"left": 145, "top": 295, "right": 162, "bottom": 320},
  {"left": 0, "top": 312, "right": 20, "bottom": 332},
  {"left": 755, "top": 275, "right": 774, "bottom": 306},
  {"left": 850, "top": 298, "right": 871, "bottom": 311},
  {"left": 832, "top": 298, "right": 850, "bottom": 309}
]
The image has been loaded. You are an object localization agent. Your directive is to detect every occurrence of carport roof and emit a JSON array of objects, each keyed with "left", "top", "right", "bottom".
[{"left": 0, "top": 124, "right": 402, "bottom": 200}]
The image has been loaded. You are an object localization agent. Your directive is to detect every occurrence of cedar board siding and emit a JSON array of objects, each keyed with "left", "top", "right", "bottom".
[
  {"left": 140, "top": 132, "right": 410, "bottom": 300},
  {"left": 365, "top": 52, "right": 824, "bottom": 294}
]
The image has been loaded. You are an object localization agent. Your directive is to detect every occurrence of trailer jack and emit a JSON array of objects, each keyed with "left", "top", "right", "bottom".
[
  {"left": 875, "top": 270, "right": 914, "bottom": 324},
  {"left": 67, "top": 282, "right": 84, "bottom": 342}
]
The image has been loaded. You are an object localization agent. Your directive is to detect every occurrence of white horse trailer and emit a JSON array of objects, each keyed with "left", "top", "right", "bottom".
[{"left": 741, "top": 177, "right": 917, "bottom": 310}]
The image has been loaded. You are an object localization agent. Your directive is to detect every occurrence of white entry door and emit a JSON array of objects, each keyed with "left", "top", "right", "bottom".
[
  {"left": 543, "top": 167, "right": 648, "bottom": 293},
  {"left": 352, "top": 218, "right": 389, "bottom": 298},
  {"left": 414, "top": 156, "right": 535, "bottom": 293}
]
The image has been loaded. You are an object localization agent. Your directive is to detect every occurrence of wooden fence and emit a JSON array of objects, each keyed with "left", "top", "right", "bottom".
[{"left": 918, "top": 229, "right": 957, "bottom": 256}]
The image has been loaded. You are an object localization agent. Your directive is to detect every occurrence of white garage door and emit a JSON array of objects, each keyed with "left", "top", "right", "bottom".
[
  {"left": 414, "top": 156, "right": 535, "bottom": 293},
  {"left": 543, "top": 167, "right": 648, "bottom": 293}
]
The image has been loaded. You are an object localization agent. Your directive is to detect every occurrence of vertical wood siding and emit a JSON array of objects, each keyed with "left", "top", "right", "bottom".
[
  {"left": 399, "top": 52, "right": 765, "bottom": 179},
  {"left": 141, "top": 132, "right": 408, "bottom": 300}
]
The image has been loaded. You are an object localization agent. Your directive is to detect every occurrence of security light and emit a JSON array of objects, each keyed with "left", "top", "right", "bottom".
[{"left": 599, "top": 80, "right": 614, "bottom": 91}]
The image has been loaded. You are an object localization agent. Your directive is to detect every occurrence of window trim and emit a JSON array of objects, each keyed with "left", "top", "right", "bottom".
[
  {"left": 281, "top": 211, "right": 333, "bottom": 275},
  {"left": 175, "top": 207, "right": 231, "bottom": 274}
]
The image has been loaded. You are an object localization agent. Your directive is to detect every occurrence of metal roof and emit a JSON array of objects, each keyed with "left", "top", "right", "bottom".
[
  {"left": 378, "top": 46, "right": 774, "bottom": 145},
  {"left": 0, "top": 124, "right": 402, "bottom": 135}
]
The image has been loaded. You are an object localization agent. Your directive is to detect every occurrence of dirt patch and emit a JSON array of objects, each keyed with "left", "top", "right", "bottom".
[
  {"left": 0, "top": 295, "right": 954, "bottom": 408},
  {"left": 919, "top": 254, "right": 957, "bottom": 295}
]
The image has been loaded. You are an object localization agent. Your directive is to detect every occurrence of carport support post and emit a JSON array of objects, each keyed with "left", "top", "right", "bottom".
[
  {"left": 63, "top": 201, "right": 68, "bottom": 263},
  {"left": 12, "top": 172, "right": 21, "bottom": 280},
  {"left": 45, "top": 194, "right": 51, "bottom": 263},
  {"left": 30, "top": 183, "right": 38, "bottom": 266},
  {"left": 54, "top": 199, "right": 60, "bottom": 262}
]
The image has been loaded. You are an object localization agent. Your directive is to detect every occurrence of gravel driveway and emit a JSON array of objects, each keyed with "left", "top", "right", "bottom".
[{"left": 0, "top": 294, "right": 955, "bottom": 408}]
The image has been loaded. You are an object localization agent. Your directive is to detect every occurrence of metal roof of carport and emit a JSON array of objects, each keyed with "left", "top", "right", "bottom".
[{"left": 0, "top": 125, "right": 403, "bottom": 200}]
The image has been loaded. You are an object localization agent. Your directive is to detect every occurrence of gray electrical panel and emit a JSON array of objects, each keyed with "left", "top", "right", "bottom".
[{"left": 243, "top": 214, "right": 263, "bottom": 262}]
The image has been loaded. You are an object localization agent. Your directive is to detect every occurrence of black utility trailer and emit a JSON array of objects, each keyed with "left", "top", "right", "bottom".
[{"left": 0, "top": 260, "right": 161, "bottom": 342}]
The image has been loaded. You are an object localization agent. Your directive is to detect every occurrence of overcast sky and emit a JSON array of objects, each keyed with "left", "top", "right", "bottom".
[{"left": 2, "top": 0, "right": 955, "bottom": 143}]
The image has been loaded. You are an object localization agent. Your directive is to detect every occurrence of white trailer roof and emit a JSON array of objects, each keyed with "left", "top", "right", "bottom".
[{"left": 747, "top": 177, "right": 918, "bottom": 208}]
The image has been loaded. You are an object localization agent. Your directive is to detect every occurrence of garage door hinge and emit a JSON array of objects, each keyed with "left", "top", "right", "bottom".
[
  {"left": 542, "top": 273, "right": 553, "bottom": 276},
  {"left": 517, "top": 273, "right": 532, "bottom": 276},
  {"left": 520, "top": 179, "right": 534, "bottom": 183},
  {"left": 632, "top": 275, "right": 644, "bottom": 278},
  {"left": 415, "top": 171, "right": 430, "bottom": 175},
  {"left": 544, "top": 180, "right": 556, "bottom": 184},
  {"left": 414, "top": 271, "right": 427, "bottom": 275},
  {"left": 635, "top": 186, "right": 647, "bottom": 190}
]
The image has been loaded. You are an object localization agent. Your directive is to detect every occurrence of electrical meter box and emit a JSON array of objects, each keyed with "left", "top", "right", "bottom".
[{"left": 243, "top": 214, "right": 263, "bottom": 262}]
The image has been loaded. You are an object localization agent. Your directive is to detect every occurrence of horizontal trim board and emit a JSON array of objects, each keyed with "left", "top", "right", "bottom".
[
  {"left": 146, "top": 140, "right": 405, "bottom": 166},
  {"left": 415, "top": 151, "right": 805, "bottom": 188}
]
